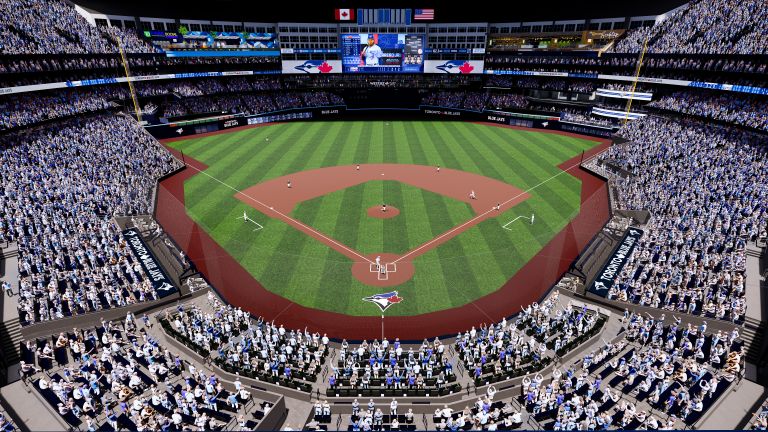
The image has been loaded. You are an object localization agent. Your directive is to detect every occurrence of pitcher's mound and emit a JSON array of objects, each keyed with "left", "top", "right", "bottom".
[{"left": 367, "top": 206, "right": 400, "bottom": 219}]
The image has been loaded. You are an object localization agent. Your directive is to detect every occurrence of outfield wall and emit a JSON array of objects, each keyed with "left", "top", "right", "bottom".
[{"left": 145, "top": 105, "right": 616, "bottom": 139}]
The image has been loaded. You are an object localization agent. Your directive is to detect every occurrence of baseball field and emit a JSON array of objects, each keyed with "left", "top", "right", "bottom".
[{"left": 166, "top": 121, "right": 600, "bottom": 317}]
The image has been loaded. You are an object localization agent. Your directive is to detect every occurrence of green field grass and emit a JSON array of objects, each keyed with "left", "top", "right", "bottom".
[{"left": 168, "top": 121, "right": 599, "bottom": 316}]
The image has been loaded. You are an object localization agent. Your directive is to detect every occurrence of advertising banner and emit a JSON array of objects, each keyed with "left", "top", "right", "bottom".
[
  {"left": 281, "top": 60, "right": 342, "bottom": 74},
  {"left": 591, "top": 107, "right": 646, "bottom": 120},
  {"left": 424, "top": 60, "right": 484, "bottom": 74},
  {"left": 588, "top": 228, "right": 644, "bottom": 297},
  {"left": 596, "top": 88, "right": 653, "bottom": 101},
  {"left": 122, "top": 228, "right": 178, "bottom": 298}
]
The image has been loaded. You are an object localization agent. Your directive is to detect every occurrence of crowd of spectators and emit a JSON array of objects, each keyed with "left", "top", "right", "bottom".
[
  {"left": 161, "top": 91, "right": 342, "bottom": 118},
  {"left": 327, "top": 336, "right": 457, "bottom": 396},
  {"left": 101, "top": 26, "right": 158, "bottom": 53},
  {"left": 0, "top": 87, "right": 121, "bottom": 130},
  {"left": 752, "top": 399, "right": 768, "bottom": 429},
  {"left": 487, "top": 76, "right": 596, "bottom": 94},
  {"left": 486, "top": 93, "right": 528, "bottom": 111},
  {"left": 613, "top": 0, "right": 768, "bottom": 54},
  {"left": 0, "top": 114, "right": 181, "bottom": 325},
  {"left": 598, "top": 116, "right": 768, "bottom": 321},
  {"left": 0, "top": 78, "right": 341, "bottom": 129},
  {"left": 0, "top": 55, "right": 280, "bottom": 77},
  {"left": 521, "top": 310, "right": 743, "bottom": 429},
  {"left": 162, "top": 293, "right": 328, "bottom": 392},
  {"left": 455, "top": 292, "right": 605, "bottom": 386},
  {"left": 0, "top": 0, "right": 115, "bottom": 54},
  {"left": 430, "top": 397, "right": 523, "bottom": 431},
  {"left": 284, "top": 74, "right": 481, "bottom": 90},
  {"left": 342, "top": 398, "right": 418, "bottom": 431},
  {"left": 649, "top": 91, "right": 768, "bottom": 132},
  {"left": 24, "top": 314, "right": 270, "bottom": 430},
  {"left": 560, "top": 108, "right": 618, "bottom": 128}
]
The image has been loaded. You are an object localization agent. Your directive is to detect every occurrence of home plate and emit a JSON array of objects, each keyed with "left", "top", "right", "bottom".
[{"left": 381, "top": 173, "right": 384, "bottom": 176}]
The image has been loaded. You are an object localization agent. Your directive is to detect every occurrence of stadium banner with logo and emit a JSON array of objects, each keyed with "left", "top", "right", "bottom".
[
  {"left": 591, "top": 107, "right": 646, "bottom": 120},
  {"left": 588, "top": 228, "right": 644, "bottom": 297},
  {"left": 424, "top": 60, "right": 484, "bottom": 74},
  {"left": 3, "top": 70, "right": 767, "bottom": 95},
  {"left": 281, "top": 60, "right": 342, "bottom": 74},
  {"left": 595, "top": 88, "right": 653, "bottom": 101},
  {"left": 122, "top": 228, "right": 178, "bottom": 298}
]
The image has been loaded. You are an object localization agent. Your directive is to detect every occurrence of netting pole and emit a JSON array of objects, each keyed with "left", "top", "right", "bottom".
[{"left": 117, "top": 36, "right": 142, "bottom": 123}]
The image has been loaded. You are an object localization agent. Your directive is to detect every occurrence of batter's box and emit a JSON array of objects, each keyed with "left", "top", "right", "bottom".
[{"left": 369, "top": 263, "right": 397, "bottom": 274}]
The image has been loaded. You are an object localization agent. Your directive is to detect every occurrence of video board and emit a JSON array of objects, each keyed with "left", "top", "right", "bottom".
[{"left": 341, "top": 33, "right": 424, "bottom": 73}]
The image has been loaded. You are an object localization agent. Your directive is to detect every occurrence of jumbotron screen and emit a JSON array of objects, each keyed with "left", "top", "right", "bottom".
[{"left": 341, "top": 33, "right": 424, "bottom": 73}]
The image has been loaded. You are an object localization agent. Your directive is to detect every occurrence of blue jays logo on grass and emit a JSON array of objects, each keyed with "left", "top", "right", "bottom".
[
  {"left": 363, "top": 291, "right": 403, "bottom": 312},
  {"left": 293, "top": 60, "right": 334, "bottom": 74},
  {"left": 435, "top": 61, "right": 475, "bottom": 74}
]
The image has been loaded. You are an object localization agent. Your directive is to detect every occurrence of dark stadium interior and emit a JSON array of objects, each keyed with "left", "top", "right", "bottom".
[{"left": 0, "top": 0, "right": 766, "bottom": 431}]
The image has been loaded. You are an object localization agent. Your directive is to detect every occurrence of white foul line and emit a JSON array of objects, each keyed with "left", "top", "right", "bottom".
[
  {"left": 181, "top": 163, "right": 375, "bottom": 265},
  {"left": 392, "top": 159, "right": 584, "bottom": 264},
  {"left": 501, "top": 215, "right": 529, "bottom": 230}
]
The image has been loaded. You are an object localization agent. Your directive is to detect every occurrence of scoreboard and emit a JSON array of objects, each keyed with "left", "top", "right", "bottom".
[{"left": 341, "top": 33, "right": 424, "bottom": 73}]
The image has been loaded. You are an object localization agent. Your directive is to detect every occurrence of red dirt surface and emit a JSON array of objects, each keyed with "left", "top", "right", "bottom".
[
  {"left": 367, "top": 206, "right": 400, "bottom": 219},
  {"left": 156, "top": 126, "right": 611, "bottom": 341},
  {"left": 235, "top": 164, "right": 526, "bottom": 216}
]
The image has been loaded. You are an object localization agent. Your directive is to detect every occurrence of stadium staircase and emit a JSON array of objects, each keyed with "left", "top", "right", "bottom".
[
  {"left": 0, "top": 319, "right": 22, "bottom": 382},
  {"left": 742, "top": 316, "right": 766, "bottom": 367}
]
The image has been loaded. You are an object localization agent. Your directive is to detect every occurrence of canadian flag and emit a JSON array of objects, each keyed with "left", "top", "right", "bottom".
[{"left": 334, "top": 8, "right": 354, "bottom": 21}]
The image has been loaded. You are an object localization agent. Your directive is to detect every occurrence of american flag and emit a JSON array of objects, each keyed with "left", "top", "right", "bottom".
[{"left": 413, "top": 8, "right": 434, "bottom": 20}]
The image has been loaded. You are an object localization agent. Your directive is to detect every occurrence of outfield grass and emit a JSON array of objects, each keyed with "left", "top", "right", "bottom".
[{"left": 168, "top": 121, "right": 599, "bottom": 316}]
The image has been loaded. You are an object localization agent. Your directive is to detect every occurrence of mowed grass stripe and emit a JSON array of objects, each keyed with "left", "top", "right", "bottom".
[
  {"left": 411, "top": 122, "right": 447, "bottom": 168},
  {"left": 279, "top": 122, "right": 337, "bottom": 176},
  {"left": 472, "top": 125, "right": 579, "bottom": 221},
  {"left": 368, "top": 121, "right": 385, "bottom": 164},
  {"left": 184, "top": 125, "right": 312, "bottom": 233},
  {"left": 337, "top": 122, "right": 365, "bottom": 166},
  {"left": 281, "top": 192, "right": 342, "bottom": 306},
  {"left": 320, "top": 122, "right": 352, "bottom": 167},
  {"left": 451, "top": 123, "right": 575, "bottom": 251},
  {"left": 382, "top": 121, "right": 397, "bottom": 163},
  {"left": 421, "top": 122, "right": 465, "bottom": 171},
  {"left": 383, "top": 181, "right": 409, "bottom": 253},
  {"left": 183, "top": 123, "right": 304, "bottom": 214},
  {"left": 449, "top": 124, "right": 563, "bottom": 241},
  {"left": 257, "top": 194, "right": 324, "bottom": 295},
  {"left": 419, "top": 189, "right": 483, "bottom": 307},
  {"left": 401, "top": 122, "right": 430, "bottom": 165},
  {"left": 356, "top": 180, "right": 385, "bottom": 254},
  {"left": 392, "top": 121, "right": 416, "bottom": 164}
]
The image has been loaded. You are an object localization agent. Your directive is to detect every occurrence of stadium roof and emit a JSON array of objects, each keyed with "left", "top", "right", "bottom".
[{"left": 74, "top": 0, "right": 688, "bottom": 23}]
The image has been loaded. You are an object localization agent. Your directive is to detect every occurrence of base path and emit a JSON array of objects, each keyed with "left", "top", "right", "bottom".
[
  {"left": 235, "top": 164, "right": 524, "bottom": 216},
  {"left": 156, "top": 127, "right": 611, "bottom": 341},
  {"left": 233, "top": 164, "right": 529, "bottom": 285}
]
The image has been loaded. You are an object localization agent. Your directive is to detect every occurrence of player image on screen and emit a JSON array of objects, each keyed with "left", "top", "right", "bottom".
[
  {"left": 341, "top": 33, "right": 424, "bottom": 73},
  {"left": 361, "top": 34, "right": 383, "bottom": 66}
]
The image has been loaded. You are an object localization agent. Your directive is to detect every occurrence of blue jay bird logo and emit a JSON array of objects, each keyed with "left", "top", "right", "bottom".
[
  {"left": 293, "top": 61, "right": 333, "bottom": 73},
  {"left": 435, "top": 61, "right": 475, "bottom": 74}
]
